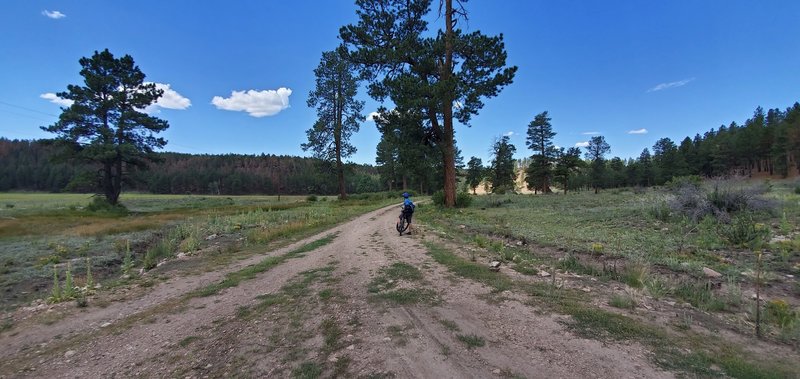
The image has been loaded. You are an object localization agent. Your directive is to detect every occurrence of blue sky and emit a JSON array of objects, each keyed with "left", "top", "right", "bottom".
[{"left": 1, "top": 1, "right": 799, "bottom": 165}]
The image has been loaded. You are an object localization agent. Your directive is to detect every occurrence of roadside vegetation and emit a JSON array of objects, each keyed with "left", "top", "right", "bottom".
[
  {"left": 419, "top": 177, "right": 800, "bottom": 377},
  {"left": 0, "top": 193, "right": 396, "bottom": 312}
]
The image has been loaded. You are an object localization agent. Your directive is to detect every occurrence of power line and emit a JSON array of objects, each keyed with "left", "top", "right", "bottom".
[
  {"left": 0, "top": 107, "right": 51, "bottom": 123},
  {"left": 0, "top": 100, "right": 59, "bottom": 118}
]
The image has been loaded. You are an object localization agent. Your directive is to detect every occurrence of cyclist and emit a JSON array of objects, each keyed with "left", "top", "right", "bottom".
[{"left": 398, "top": 192, "right": 415, "bottom": 235}]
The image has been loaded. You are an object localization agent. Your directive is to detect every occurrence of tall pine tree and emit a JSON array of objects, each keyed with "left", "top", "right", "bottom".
[
  {"left": 340, "top": 0, "right": 516, "bottom": 207},
  {"left": 303, "top": 47, "right": 364, "bottom": 199},
  {"left": 42, "top": 49, "right": 168, "bottom": 205}
]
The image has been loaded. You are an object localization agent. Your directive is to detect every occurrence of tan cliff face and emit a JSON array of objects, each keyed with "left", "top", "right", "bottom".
[{"left": 471, "top": 168, "right": 538, "bottom": 195}]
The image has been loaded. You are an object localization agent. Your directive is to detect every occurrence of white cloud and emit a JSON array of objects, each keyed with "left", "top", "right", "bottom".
[
  {"left": 366, "top": 111, "right": 381, "bottom": 122},
  {"left": 628, "top": 128, "right": 648, "bottom": 134},
  {"left": 211, "top": 88, "right": 291, "bottom": 117},
  {"left": 647, "top": 77, "right": 695, "bottom": 92},
  {"left": 40, "top": 93, "right": 73, "bottom": 107},
  {"left": 503, "top": 131, "right": 514, "bottom": 137},
  {"left": 42, "top": 10, "right": 66, "bottom": 19},
  {"left": 143, "top": 83, "right": 191, "bottom": 113},
  {"left": 575, "top": 141, "right": 590, "bottom": 148},
  {"left": 581, "top": 131, "right": 600, "bottom": 135}
]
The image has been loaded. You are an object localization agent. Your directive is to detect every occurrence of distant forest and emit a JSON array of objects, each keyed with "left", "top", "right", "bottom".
[
  {"left": 1, "top": 102, "right": 798, "bottom": 196},
  {"left": 568, "top": 103, "right": 800, "bottom": 190},
  {"left": 0, "top": 140, "right": 382, "bottom": 195}
]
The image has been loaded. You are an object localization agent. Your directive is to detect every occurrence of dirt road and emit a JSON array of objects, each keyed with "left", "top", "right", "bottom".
[{"left": 1, "top": 205, "right": 673, "bottom": 378}]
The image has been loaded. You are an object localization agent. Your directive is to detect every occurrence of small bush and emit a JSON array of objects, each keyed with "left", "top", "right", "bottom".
[
  {"left": 707, "top": 182, "right": 775, "bottom": 215},
  {"left": 717, "top": 213, "right": 771, "bottom": 248},
  {"left": 668, "top": 180, "right": 776, "bottom": 223},
  {"left": 795, "top": 186, "right": 800, "bottom": 194},
  {"left": 4, "top": 203, "right": 13, "bottom": 209},
  {"left": 306, "top": 195, "right": 318, "bottom": 202},
  {"left": 456, "top": 334, "right": 485, "bottom": 349},
  {"left": 609, "top": 293, "right": 637, "bottom": 309},
  {"left": 645, "top": 277, "right": 672, "bottom": 299},
  {"left": 456, "top": 191, "right": 473, "bottom": 207},
  {"left": 675, "top": 281, "right": 726, "bottom": 311},
  {"left": 432, "top": 190, "right": 445, "bottom": 206},
  {"left": 85, "top": 197, "right": 128, "bottom": 213},
  {"left": 143, "top": 238, "right": 173, "bottom": 270},
  {"left": 666, "top": 175, "right": 703, "bottom": 190},
  {"left": 668, "top": 184, "right": 711, "bottom": 222},
  {"left": 432, "top": 191, "right": 472, "bottom": 208},
  {"left": 622, "top": 261, "right": 649, "bottom": 288},
  {"left": 766, "top": 299, "right": 797, "bottom": 329}
]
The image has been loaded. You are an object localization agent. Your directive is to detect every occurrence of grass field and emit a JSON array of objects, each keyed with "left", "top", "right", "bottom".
[
  {"left": 0, "top": 192, "right": 392, "bottom": 312},
  {"left": 419, "top": 178, "right": 800, "bottom": 346}
]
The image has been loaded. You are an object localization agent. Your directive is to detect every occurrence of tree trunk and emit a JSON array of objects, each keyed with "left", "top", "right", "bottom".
[
  {"left": 335, "top": 88, "right": 347, "bottom": 200},
  {"left": 442, "top": 0, "right": 457, "bottom": 207}
]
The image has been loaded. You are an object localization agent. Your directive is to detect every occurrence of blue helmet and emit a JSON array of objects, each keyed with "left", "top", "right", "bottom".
[{"left": 402, "top": 192, "right": 409, "bottom": 198}]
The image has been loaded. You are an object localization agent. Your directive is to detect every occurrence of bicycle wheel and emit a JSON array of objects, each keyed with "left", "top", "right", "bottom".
[{"left": 396, "top": 217, "right": 407, "bottom": 235}]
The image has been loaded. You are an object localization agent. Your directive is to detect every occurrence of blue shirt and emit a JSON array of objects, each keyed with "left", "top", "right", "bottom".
[{"left": 403, "top": 198, "right": 415, "bottom": 211}]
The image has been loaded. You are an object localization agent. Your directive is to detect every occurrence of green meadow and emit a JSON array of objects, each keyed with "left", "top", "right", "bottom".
[{"left": 0, "top": 192, "right": 393, "bottom": 311}]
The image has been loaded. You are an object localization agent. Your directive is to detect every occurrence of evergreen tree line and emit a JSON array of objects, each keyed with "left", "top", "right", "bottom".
[
  {"left": 468, "top": 102, "right": 800, "bottom": 194},
  {"left": 0, "top": 138, "right": 382, "bottom": 195}
]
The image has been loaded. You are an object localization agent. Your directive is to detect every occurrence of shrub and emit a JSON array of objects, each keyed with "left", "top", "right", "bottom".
[
  {"left": 649, "top": 200, "right": 672, "bottom": 222},
  {"left": 795, "top": 186, "right": 800, "bottom": 195},
  {"left": 668, "top": 184, "right": 711, "bottom": 222},
  {"left": 717, "top": 213, "right": 771, "bottom": 248},
  {"left": 666, "top": 175, "right": 703, "bottom": 190},
  {"left": 143, "top": 238, "right": 173, "bottom": 270},
  {"left": 85, "top": 197, "right": 128, "bottom": 213},
  {"left": 766, "top": 299, "right": 797, "bottom": 329},
  {"left": 432, "top": 191, "right": 472, "bottom": 208},
  {"left": 707, "top": 182, "right": 775, "bottom": 215},
  {"left": 675, "top": 281, "right": 726, "bottom": 311},
  {"left": 456, "top": 192, "right": 473, "bottom": 207},
  {"left": 609, "top": 293, "right": 637, "bottom": 309},
  {"left": 432, "top": 190, "right": 445, "bottom": 206},
  {"left": 668, "top": 180, "right": 776, "bottom": 223},
  {"left": 621, "top": 261, "right": 649, "bottom": 288},
  {"left": 306, "top": 195, "right": 318, "bottom": 202},
  {"left": 645, "top": 277, "right": 672, "bottom": 299}
]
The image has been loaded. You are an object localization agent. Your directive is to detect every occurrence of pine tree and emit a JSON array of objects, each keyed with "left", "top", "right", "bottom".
[
  {"left": 585, "top": 136, "right": 610, "bottom": 194},
  {"left": 340, "top": 0, "right": 517, "bottom": 207},
  {"left": 303, "top": 47, "right": 364, "bottom": 199},
  {"left": 489, "top": 136, "right": 517, "bottom": 194},
  {"left": 465, "top": 157, "right": 485, "bottom": 194},
  {"left": 42, "top": 49, "right": 168, "bottom": 205},
  {"left": 525, "top": 111, "right": 556, "bottom": 193}
]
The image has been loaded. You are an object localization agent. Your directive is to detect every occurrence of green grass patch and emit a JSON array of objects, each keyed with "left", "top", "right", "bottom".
[
  {"left": 456, "top": 334, "right": 485, "bottom": 349},
  {"left": 191, "top": 234, "right": 337, "bottom": 297},
  {"left": 609, "top": 293, "right": 637, "bottom": 310},
  {"left": 374, "top": 288, "right": 440, "bottom": 305},
  {"left": 674, "top": 281, "right": 727, "bottom": 312},
  {"left": 368, "top": 262, "right": 423, "bottom": 293},
  {"left": 318, "top": 288, "right": 334, "bottom": 300},
  {"left": 438, "top": 319, "right": 460, "bottom": 332},
  {"left": 178, "top": 335, "right": 200, "bottom": 347},
  {"left": 321, "top": 317, "right": 342, "bottom": 351},
  {"left": 424, "top": 242, "right": 513, "bottom": 292},
  {"left": 292, "top": 361, "right": 322, "bottom": 379}
]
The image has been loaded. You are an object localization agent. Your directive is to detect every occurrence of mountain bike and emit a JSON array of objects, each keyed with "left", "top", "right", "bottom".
[{"left": 396, "top": 208, "right": 410, "bottom": 236}]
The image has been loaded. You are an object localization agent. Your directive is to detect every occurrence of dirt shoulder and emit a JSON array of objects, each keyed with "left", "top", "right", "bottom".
[{"left": 2, "top": 204, "right": 679, "bottom": 378}]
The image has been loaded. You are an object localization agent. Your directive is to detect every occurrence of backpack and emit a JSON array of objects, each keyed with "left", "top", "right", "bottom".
[{"left": 404, "top": 202, "right": 415, "bottom": 213}]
